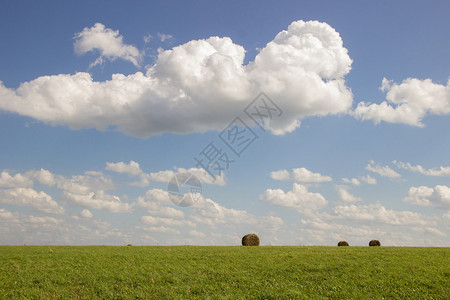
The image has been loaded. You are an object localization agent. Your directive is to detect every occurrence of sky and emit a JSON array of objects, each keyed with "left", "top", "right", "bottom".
[{"left": 0, "top": 0, "right": 449, "bottom": 246}]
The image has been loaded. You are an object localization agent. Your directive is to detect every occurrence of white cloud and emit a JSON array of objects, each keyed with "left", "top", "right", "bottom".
[
  {"left": 190, "top": 196, "right": 284, "bottom": 234},
  {"left": 64, "top": 190, "right": 134, "bottom": 213},
  {"left": 336, "top": 186, "right": 362, "bottom": 203},
  {"left": 260, "top": 183, "right": 328, "bottom": 214},
  {"left": 0, "top": 188, "right": 65, "bottom": 214},
  {"left": 360, "top": 174, "right": 377, "bottom": 185},
  {"left": 158, "top": 33, "right": 173, "bottom": 42},
  {"left": 331, "top": 203, "right": 431, "bottom": 226},
  {"left": 141, "top": 216, "right": 195, "bottom": 228},
  {"left": 271, "top": 167, "right": 332, "bottom": 183},
  {"left": 74, "top": 23, "right": 142, "bottom": 68},
  {"left": 0, "top": 208, "right": 14, "bottom": 220},
  {"left": 137, "top": 189, "right": 185, "bottom": 218},
  {"left": 394, "top": 161, "right": 450, "bottom": 177},
  {"left": 270, "top": 169, "right": 290, "bottom": 181},
  {"left": 342, "top": 177, "right": 360, "bottom": 186},
  {"left": 25, "top": 169, "right": 56, "bottom": 186},
  {"left": 106, "top": 161, "right": 226, "bottom": 186},
  {"left": 80, "top": 209, "right": 93, "bottom": 218},
  {"left": 56, "top": 171, "right": 116, "bottom": 194},
  {"left": 141, "top": 226, "right": 180, "bottom": 234},
  {"left": 0, "top": 171, "right": 33, "bottom": 188},
  {"left": 189, "top": 230, "right": 206, "bottom": 238},
  {"left": 353, "top": 78, "right": 450, "bottom": 127},
  {"left": 366, "top": 160, "right": 400, "bottom": 179},
  {"left": 404, "top": 185, "right": 450, "bottom": 209},
  {"left": 106, "top": 161, "right": 143, "bottom": 176},
  {"left": 105, "top": 160, "right": 151, "bottom": 187},
  {"left": 0, "top": 20, "right": 353, "bottom": 138}
]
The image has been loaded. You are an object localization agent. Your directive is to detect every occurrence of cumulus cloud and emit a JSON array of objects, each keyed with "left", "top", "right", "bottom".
[
  {"left": 106, "top": 161, "right": 143, "bottom": 176},
  {"left": 404, "top": 185, "right": 450, "bottom": 209},
  {"left": 190, "top": 196, "right": 284, "bottom": 233},
  {"left": 336, "top": 186, "right": 362, "bottom": 203},
  {"left": 137, "top": 189, "right": 185, "bottom": 218},
  {"left": 331, "top": 203, "right": 432, "bottom": 226},
  {"left": 353, "top": 78, "right": 450, "bottom": 127},
  {"left": 106, "top": 160, "right": 150, "bottom": 187},
  {"left": 25, "top": 169, "right": 56, "bottom": 186},
  {"left": 64, "top": 190, "right": 134, "bottom": 213},
  {"left": 56, "top": 171, "right": 116, "bottom": 195},
  {"left": 260, "top": 183, "right": 328, "bottom": 214},
  {"left": 366, "top": 160, "right": 400, "bottom": 179},
  {"left": 0, "top": 171, "right": 33, "bottom": 188},
  {"left": 157, "top": 33, "right": 173, "bottom": 42},
  {"left": 394, "top": 161, "right": 450, "bottom": 177},
  {"left": 360, "top": 174, "right": 377, "bottom": 185},
  {"left": 106, "top": 161, "right": 226, "bottom": 186},
  {"left": 270, "top": 167, "right": 332, "bottom": 183},
  {"left": 341, "top": 177, "right": 360, "bottom": 186},
  {"left": 0, "top": 188, "right": 65, "bottom": 214},
  {"left": 141, "top": 216, "right": 195, "bottom": 228},
  {"left": 80, "top": 209, "right": 93, "bottom": 218},
  {"left": 74, "top": 23, "right": 142, "bottom": 68},
  {"left": 0, "top": 208, "right": 14, "bottom": 220},
  {"left": 0, "top": 20, "right": 353, "bottom": 138}
]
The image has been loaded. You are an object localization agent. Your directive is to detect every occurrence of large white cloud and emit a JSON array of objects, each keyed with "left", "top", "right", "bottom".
[
  {"left": 74, "top": 23, "right": 142, "bottom": 68},
  {"left": 404, "top": 185, "right": 450, "bottom": 209},
  {"left": 353, "top": 78, "right": 450, "bottom": 127},
  {"left": 0, "top": 20, "right": 353, "bottom": 137}
]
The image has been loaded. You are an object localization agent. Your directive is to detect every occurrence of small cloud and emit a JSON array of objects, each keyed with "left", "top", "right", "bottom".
[
  {"left": 353, "top": 78, "right": 450, "bottom": 127},
  {"left": 143, "top": 34, "right": 152, "bottom": 44},
  {"left": 80, "top": 209, "right": 93, "bottom": 218},
  {"left": 157, "top": 33, "right": 173, "bottom": 42},
  {"left": 336, "top": 186, "right": 362, "bottom": 203},
  {"left": 74, "top": 23, "right": 142, "bottom": 68},
  {"left": 271, "top": 168, "right": 332, "bottom": 183},
  {"left": 360, "top": 174, "right": 377, "bottom": 185},
  {"left": 394, "top": 161, "right": 450, "bottom": 177},
  {"left": 342, "top": 177, "right": 360, "bottom": 186},
  {"left": 366, "top": 160, "right": 400, "bottom": 179}
]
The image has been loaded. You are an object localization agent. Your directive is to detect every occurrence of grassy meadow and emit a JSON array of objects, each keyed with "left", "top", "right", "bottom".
[{"left": 0, "top": 246, "right": 448, "bottom": 299}]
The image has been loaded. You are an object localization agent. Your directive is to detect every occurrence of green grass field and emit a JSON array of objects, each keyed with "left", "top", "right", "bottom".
[{"left": 0, "top": 246, "right": 448, "bottom": 299}]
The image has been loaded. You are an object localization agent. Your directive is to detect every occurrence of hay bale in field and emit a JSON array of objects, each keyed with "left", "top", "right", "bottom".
[
  {"left": 242, "top": 233, "right": 260, "bottom": 246},
  {"left": 337, "top": 241, "right": 349, "bottom": 246},
  {"left": 369, "top": 239, "right": 381, "bottom": 246}
]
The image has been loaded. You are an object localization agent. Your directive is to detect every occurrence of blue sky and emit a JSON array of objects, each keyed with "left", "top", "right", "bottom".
[{"left": 0, "top": 0, "right": 449, "bottom": 246}]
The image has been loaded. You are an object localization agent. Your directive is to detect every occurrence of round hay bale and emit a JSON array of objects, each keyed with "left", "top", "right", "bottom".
[
  {"left": 242, "top": 233, "right": 260, "bottom": 246},
  {"left": 337, "top": 241, "right": 349, "bottom": 246},
  {"left": 369, "top": 239, "right": 381, "bottom": 246}
]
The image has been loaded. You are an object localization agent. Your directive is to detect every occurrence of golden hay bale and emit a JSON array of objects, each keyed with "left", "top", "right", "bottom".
[
  {"left": 337, "top": 241, "right": 349, "bottom": 246},
  {"left": 242, "top": 233, "right": 260, "bottom": 246},
  {"left": 369, "top": 239, "right": 381, "bottom": 246}
]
